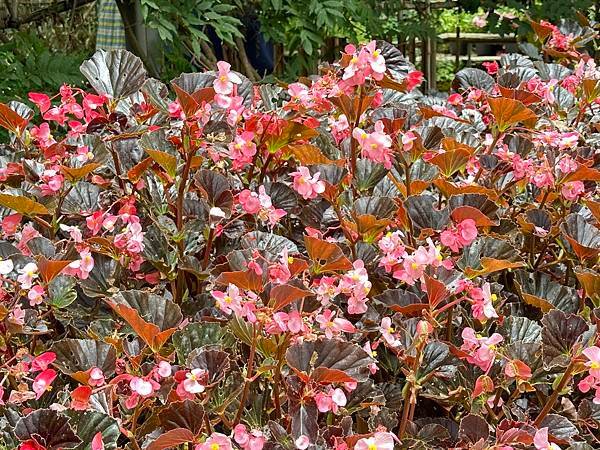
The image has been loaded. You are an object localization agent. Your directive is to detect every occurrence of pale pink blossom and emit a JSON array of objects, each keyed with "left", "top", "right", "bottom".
[
  {"left": 353, "top": 120, "right": 393, "bottom": 169},
  {"left": 17, "top": 262, "right": 38, "bottom": 289},
  {"left": 183, "top": 368, "right": 206, "bottom": 394},
  {"left": 213, "top": 61, "right": 242, "bottom": 95},
  {"left": 290, "top": 166, "right": 325, "bottom": 200},
  {"left": 534, "top": 427, "right": 561, "bottom": 450},
  {"left": 379, "top": 316, "right": 399, "bottom": 347},
  {"left": 212, "top": 284, "right": 244, "bottom": 316},
  {"left": 315, "top": 309, "right": 355, "bottom": 338},
  {"left": 461, "top": 327, "right": 503, "bottom": 372},
  {"left": 315, "top": 387, "right": 347, "bottom": 413},
  {"left": 470, "top": 282, "right": 498, "bottom": 321},
  {"left": 561, "top": 181, "right": 585, "bottom": 201},
  {"left": 196, "top": 432, "right": 232, "bottom": 450},
  {"left": 27, "top": 285, "right": 45, "bottom": 306},
  {"left": 355, "top": 432, "right": 395, "bottom": 450}
]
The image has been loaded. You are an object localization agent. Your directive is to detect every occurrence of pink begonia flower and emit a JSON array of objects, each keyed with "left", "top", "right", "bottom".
[
  {"left": 30, "top": 123, "right": 54, "bottom": 148},
  {"left": 183, "top": 368, "right": 206, "bottom": 394},
  {"left": 196, "top": 432, "right": 233, "bottom": 450},
  {"left": 228, "top": 131, "right": 256, "bottom": 170},
  {"left": 212, "top": 283, "right": 244, "bottom": 316},
  {"left": 341, "top": 41, "right": 386, "bottom": 87},
  {"left": 288, "top": 83, "right": 310, "bottom": 103},
  {"left": 233, "top": 424, "right": 266, "bottom": 450},
  {"left": 168, "top": 100, "right": 185, "bottom": 119},
  {"left": 315, "top": 309, "right": 355, "bottom": 338},
  {"left": 239, "top": 189, "right": 261, "bottom": 214},
  {"left": 43, "top": 106, "right": 66, "bottom": 125},
  {"left": 28, "top": 92, "right": 51, "bottom": 113},
  {"left": 64, "top": 248, "right": 95, "bottom": 280},
  {"left": 213, "top": 61, "right": 242, "bottom": 95},
  {"left": 30, "top": 352, "right": 56, "bottom": 372},
  {"left": 441, "top": 219, "right": 478, "bottom": 252},
  {"left": 461, "top": 327, "right": 503, "bottom": 372},
  {"left": 295, "top": 435, "right": 310, "bottom": 450},
  {"left": 354, "top": 432, "right": 395, "bottom": 450},
  {"left": 32, "top": 368, "right": 57, "bottom": 399},
  {"left": 315, "top": 276, "right": 338, "bottom": 306},
  {"left": 27, "top": 285, "right": 45, "bottom": 307},
  {"left": 482, "top": 61, "right": 499, "bottom": 75},
  {"left": 239, "top": 186, "right": 286, "bottom": 227},
  {"left": 0, "top": 257, "right": 14, "bottom": 275},
  {"left": 558, "top": 155, "right": 578, "bottom": 174},
  {"left": 534, "top": 427, "right": 561, "bottom": 450},
  {"left": 130, "top": 377, "right": 154, "bottom": 396},
  {"left": 401, "top": 131, "right": 417, "bottom": 151},
  {"left": 315, "top": 387, "right": 347, "bottom": 413},
  {"left": 114, "top": 222, "right": 145, "bottom": 254},
  {"left": 379, "top": 316, "right": 399, "bottom": 347},
  {"left": 39, "top": 169, "right": 64, "bottom": 196},
  {"left": 59, "top": 224, "right": 83, "bottom": 243},
  {"left": 471, "top": 282, "right": 498, "bottom": 321},
  {"left": 17, "top": 262, "right": 38, "bottom": 289},
  {"left": 2, "top": 213, "right": 21, "bottom": 237},
  {"left": 352, "top": 120, "right": 393, "bottom": 169},
  {"left": 582, "top": 346, "right": 600, "bottom": 378},
  {"left": 92, "top": 432, "right": 104, "bottom": 450},
  {"left": 268, "top": 248, "right": 292, "bottom": 285},
  {"left": 290, "top": 166, "right": 325, "bottom": 200},
  {"left": 329, "top": 114, "right": 350, "bottom": 143},
  {"left": 406, "top": 70, "right": 424, "bottom": 90},
  {"left": 157, "top": 361, "right": 172, "bottom": 378},
  {"left": 89, "top": 367, "right": 105, "bottom": 386},
  {"left": 561, "top": 181, "right": 585, "bottom": 201},
  {"left": 392, "top": 239, "right": 447, "bottom": 285},
  {"left": 447, "top": 93, "right": 463, "bottom": 105},
  {"left": 339, "top": 260, "right": 371, "bottom": 314}
]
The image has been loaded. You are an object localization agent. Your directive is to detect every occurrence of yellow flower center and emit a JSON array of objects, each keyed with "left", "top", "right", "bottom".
[
  {"left": 350, "top": 56, "right": 358, "bottom": 64},
  {"left": 491, "top": 294, "right": 498, "bottom": 301},
  {"left": 287, "top": 256, "right": 294, "bottom": 264},
  {"left": 591, "top": 361, "right": 600, "bottom": 369},
  {"left": 373, "top": 50, "right": 380, "bottom": 57},
  {"left": 224, "top": 296, "right": 232, "bottom": 304},
  {"left": 211, "top": 444, "right": 220, "bottom": 450},
  {"left": 368, "top": 444, "right": 377, "bottom": 450},
  {"left": 411, "top": 262, "right": 418, "bottom": 269}
]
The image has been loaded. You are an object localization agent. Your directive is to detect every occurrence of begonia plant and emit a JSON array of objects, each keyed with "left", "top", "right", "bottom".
[{"left": 0, "top": 16, "right": 599, "bottom": 450}]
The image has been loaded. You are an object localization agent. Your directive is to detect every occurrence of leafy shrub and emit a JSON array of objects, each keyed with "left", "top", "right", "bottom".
[
  {"left": 0, "top": 17, "right": 599, "bottom": 450},
  {"left": 0, "top": 31, "right": 87, "bottom": 103}
]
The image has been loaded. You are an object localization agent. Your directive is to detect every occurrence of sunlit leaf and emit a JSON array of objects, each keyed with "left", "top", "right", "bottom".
[
  {"left": 0, "top": 193, "right": 49, "bottom": 216},
  {"left": 488, "top": 97, "right": 537, "bottom": 132}
]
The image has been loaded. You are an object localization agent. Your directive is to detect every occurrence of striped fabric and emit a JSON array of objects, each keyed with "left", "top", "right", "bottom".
[{"left": 96, "top": 0, "right": 126, "bottom": 50}]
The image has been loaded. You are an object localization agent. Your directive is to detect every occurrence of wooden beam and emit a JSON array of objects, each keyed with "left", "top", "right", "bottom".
[{"left": 1, "top": 0, "right": 95, "bottom": 29}]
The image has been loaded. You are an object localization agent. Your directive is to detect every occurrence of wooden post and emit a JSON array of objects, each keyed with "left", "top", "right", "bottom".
[
  {"left": 455, "top": 25, "right": 460, "bottom": 71},
  {"left": 429, "top": 34, "right": 437, "bottom": 91}
]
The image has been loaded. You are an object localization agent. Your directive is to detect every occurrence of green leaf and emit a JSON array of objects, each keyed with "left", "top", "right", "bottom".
[{"left": 48, "top": 275, "right": 77, "bottom": 308}]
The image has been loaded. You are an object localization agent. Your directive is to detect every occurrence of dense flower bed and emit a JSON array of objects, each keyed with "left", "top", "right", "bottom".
[{"left": 0, "top": 17, "right": 599, "bottom": 450}]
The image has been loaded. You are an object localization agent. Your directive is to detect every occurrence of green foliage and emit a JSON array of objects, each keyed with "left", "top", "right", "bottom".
[
  {"left": 140, "top": 0, "right": 244, "bottom": 55},
  {"left": 258, "top": 0, "right": 373, "bottom": 76},
  {"left": 0, "top": 32, "right": 86, "bottom": 103}
]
